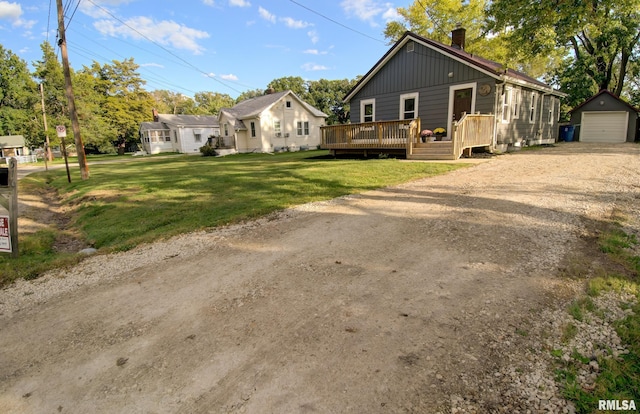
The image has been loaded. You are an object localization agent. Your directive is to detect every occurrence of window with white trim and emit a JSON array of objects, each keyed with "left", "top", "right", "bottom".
[
  {"left": 194, "top": 133, "right": 202, "bottom": 142},
  {"left": 224, "top": 123, "right": 229, "bottom": 136},
  {"left": 274, "top": 120, "right": 281, "bottom": 135},
  {"left": 547, "top": 97, "right": 554, "bottom": 124},
  {"left": 529, "top": 92, "right": 537, "bottom": 124},
  {"left": 361, "top": 99, "right": 375, "bottom": 123},
  {"left": 304, "top": 121, "right": 309, "bottom": 135},
  {"left": 286, "top": 100, "right": 292, "bottom": 108},
  {"left": 400, "top": 92, "right": 419, "bottom": 120},
  {"left": 297, "top": 121, "right": 303, "bottom": 136}
]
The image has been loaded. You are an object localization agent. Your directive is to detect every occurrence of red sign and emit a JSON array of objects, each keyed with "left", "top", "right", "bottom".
[{"left": 0, "top": 216, "right": 10, "bottom": 252}]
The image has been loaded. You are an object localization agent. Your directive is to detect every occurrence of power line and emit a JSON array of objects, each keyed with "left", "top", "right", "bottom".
[
  {"left": 65, "top": 0, "right": 82, "bottom": 30},
  {"left": 287, "top": 0, "right": 385, "bottom": 45}
]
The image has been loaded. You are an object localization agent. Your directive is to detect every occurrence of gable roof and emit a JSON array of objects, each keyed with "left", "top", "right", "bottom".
[
  {"left": 345, "top": 31, "right": 565, "bottom": 102},
  {"left": 569, "top": 89, "right": 640, "bottom": 114},
  {"left": 139, "top": 122, "right": 167, "bottom": 132},
  {"left": 0, "top": 135, "right": 26, "bottom": 148},
  {"left": 221, "top": 90, "right": 328, "bottom": 120}
]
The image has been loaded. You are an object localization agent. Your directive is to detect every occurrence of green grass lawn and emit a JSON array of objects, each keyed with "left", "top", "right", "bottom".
[{"left": 1, "top": 151, "right": 467, "bottom": 286}]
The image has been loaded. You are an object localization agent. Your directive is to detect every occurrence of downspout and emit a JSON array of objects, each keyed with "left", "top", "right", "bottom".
[{"left": 493, "top": 77, "right": 505, "bottom": 150}]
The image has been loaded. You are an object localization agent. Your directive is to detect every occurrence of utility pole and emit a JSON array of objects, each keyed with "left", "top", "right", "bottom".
[
  {"left": 56, "top": 0, "right": 90, "bottom": 180},
  {"left": 39, "top": 83, "right": 52, "bottom": 170}
]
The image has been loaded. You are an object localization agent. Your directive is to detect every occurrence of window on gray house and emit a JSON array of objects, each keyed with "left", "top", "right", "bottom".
[{"left": 364, "top": 103, "right": 373, "bottom": 122}]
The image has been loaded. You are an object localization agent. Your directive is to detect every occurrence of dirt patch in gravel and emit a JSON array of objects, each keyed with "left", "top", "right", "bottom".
[{"left": 1, "top": 143, "right": 638, "bottom": 413}]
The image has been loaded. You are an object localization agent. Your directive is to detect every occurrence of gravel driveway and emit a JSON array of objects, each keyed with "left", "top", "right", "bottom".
[{"left": 1, "top": 143, "right": 638, "bottom": 413}]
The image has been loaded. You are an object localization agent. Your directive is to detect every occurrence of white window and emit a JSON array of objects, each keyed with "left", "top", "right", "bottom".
[
  {"left": 286, "top": 100, "right": 292, "bottom": 108},
  {"left": 304, "top": 121, "right": 309, "bottom": 135},
  {"left": 250, "top": 121, "right": 256, "bottom": 138},
  {"left": 274, "top": 120, "right": 281, "bottom": 135},
  {"left": 501, "top": 87, "right": 512, "bottom": 123},
  {"left": 194, "top": 133, "right": 201, "bottom": 142},
  {"left": 224, "top": 123, "right": 229, "bottom": 136},
  {"left": 548, "top": 98, "right": 554, "bottom": 124},
  {"left": 361, "top": 99, "right": 375, "bottom": 123},
  {"left": 529, "top": 92, "right": 537, "bottom": 124},
  {"left": 297, "top": 121, "right": 303, "bottom": 136},
  {"left": 163, "top": 131, "right": 170, "bottom": 142},
  {"left": 512, "top": 88, "right": 521, "bottom": 119},
  {"left": 399, "top": 92, "right": 419, "bottom": 120},
  {"left": 406, "top": 41, "right": 414, "bottom": 53}
]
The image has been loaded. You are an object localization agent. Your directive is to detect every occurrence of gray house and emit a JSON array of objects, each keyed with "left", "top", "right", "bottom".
[
  {"left": 569, "top": 90, "right": 639, "bottom": 143},
  {"left": 333, "top": 29, "right": 565, "bottom": 156}
]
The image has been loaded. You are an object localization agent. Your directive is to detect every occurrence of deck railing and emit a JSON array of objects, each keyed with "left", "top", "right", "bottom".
[
  {"left": 452, "top": 114, "right": 495, "bottom": 158},
  {"left": 321, "top": 119, "right": 420, "bottom": 149}
]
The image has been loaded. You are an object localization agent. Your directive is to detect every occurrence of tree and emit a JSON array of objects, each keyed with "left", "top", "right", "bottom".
[
  {"left": 32, "top": 41, "right": 67, "bottom": 150},
  {"left": 193, "top": 91, "right": 235, "bottom": 115},
  {"left": 384, "top": 0, "right": 563, "bottom": 78},
  {"left": 0, "top": 45, "right": 39, "bottom": 144},
  {"left": 235, "top": 88, "right": 264, "bottom": 103},
  {"left": 487, "top": 0, "right": 640, "bottom": 97},
  {"left": 150, "top": 90, "right": 196, "bottom": 115},
  {"left": 267, "top": 76, "right": 311, "bottom": 102},
  {"left": 307, "top": 78, "right": 358, "bottom": 124},
  {"left": 78, "top": 58, "right": 154, "bottom": 153}
]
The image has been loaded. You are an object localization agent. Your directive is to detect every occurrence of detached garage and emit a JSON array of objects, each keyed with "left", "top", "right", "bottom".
[{"left": 569, "top": 90, "right": 639, "bottom": 143}]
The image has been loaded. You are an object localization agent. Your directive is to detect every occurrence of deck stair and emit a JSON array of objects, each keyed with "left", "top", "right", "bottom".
[{"left": 408, "top": 141, "right": 457, "bottom": 160}]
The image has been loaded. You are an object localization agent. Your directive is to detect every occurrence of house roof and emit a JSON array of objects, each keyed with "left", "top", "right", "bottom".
[
  {"left": 569, "top": 89, "right": 640, "bottom": 114},
  {"left": 157, "top": 114, "right": 220, "bottom": 127},
  {"left": 0, "top": 135, "right": 26, "bottom": 148},
  {"left": 221, "top": 90, "right": 328, "bottom": 120},
  {"left": 344, "top": 31, "right": 565, "bottom": 102},
  {"left": 139, "top": 122, "right": 167, "bottom": 132}
]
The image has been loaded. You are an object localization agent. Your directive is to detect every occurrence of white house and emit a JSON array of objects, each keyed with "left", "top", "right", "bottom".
[
  {"left": 139, "top": 111, "right": 220, "bottom": 155},
  {"left": 219, "top": 90, "right": 327, "bottom": 153}
]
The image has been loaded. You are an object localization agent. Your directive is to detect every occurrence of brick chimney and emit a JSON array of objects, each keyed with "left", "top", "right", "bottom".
[
  {"left": 152, "top": 108, "right": 159, "bottom": 122},
  {"left": 451, "top": 27, "right": 466, "bottom": 50}
]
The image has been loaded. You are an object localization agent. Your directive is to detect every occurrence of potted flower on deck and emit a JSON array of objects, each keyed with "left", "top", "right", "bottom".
[{"left": 433, "top": 127, "right": 446, "bottom": 141}]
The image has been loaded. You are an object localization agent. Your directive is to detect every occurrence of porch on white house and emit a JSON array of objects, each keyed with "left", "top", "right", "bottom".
[{"left": 320, "top": 114, "right": 495, "bottom": 160}]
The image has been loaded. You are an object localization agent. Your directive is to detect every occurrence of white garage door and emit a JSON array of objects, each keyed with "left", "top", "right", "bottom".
[{"left": 580, "top": 111, "right": 628, "bottom": 143}]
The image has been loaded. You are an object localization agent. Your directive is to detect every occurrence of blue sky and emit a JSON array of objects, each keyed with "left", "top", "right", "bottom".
[{"left": 0, "top": 0, "right": 403, "bottom": 99}]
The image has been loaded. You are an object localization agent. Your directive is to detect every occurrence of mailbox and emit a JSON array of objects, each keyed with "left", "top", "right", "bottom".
[{"left": 0, "top": 168, "right": 8, "bottom": 187}]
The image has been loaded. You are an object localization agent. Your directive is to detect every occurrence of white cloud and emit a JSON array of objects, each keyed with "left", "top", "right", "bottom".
[
  {"left": 258, "top": 7, "right": 275, "bottom": 23},
  {"left": 203, "top": 0, "right": 215, "bottom": 6},
  {"left": 341, "top": 0, "right": 396, "bottom": 25},
  {"left": 307, "top": 30, "right": 319, "bottom": 44},
  {"left": 0, "top": 1, "right": 21, "bottom": 20},
  {"left": 382, "top": 7, "right": 400, "bottom": 22},
  {"left": 303, "top": 49, "right": 328, "bottom": 55},
  {"left": 0, "top": 1, "right": 35, "bottom": 28},
  {"left": 230, "top": 0, "right": 251, "bottom": 7},
  {"left": 220, "top": 73, "right": 238, "bottom": 81},
  {"left": 140, "top": 62, "right": 165, "bottom": 68},
  {"left": 301, "top": 62, "right": 329, "bottom": 71},
  {"left": 94, "top": 16, "right": 210, "bottom": 55},
  {"left": 280, "top": 16, "right": 310, "bottom": 29}
]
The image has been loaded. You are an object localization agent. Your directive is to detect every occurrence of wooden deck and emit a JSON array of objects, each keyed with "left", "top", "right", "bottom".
[{"left": 320, "top": 115, "right": 495, "bottom": 160}]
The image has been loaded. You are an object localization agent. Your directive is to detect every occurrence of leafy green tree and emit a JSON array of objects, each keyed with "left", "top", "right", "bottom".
[
  {"left": 73, "top": 70, "right": 116, "bottom": 153},
  {"left": 487, "top": 0, "right": 640, "bottom": 97},
  {"left": 150, "top": 90, "right": 196, "bottom": 115},
  {"left": 0, "top": 45, "right": 39, "bottom": 144},
  {"left": 32, "top": 41, "right": 67, "bottom": 150},
  {"left": 267, "top": 76, "right": 311, "bottom": 102},
  {"left": 235, "top": 88, "right": 264, "bottom": 103},
  {"left": 193, "top": 91, "right": 235, "bottom": 115},
  {"left": 307, "top": 78, "right": 358, "bottom": 124},
  {"left": 81, "top": 58, "right": 154, "bottom": 153}
]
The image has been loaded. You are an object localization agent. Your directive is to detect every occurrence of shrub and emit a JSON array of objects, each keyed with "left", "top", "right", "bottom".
[{"left": 199, "top": 145, "right": 217, "bottom": 157}]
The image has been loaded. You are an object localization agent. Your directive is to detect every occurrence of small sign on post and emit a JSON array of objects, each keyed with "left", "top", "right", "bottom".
[
  {"left": 0, "top": 216, "right": 10, "bottom": 253},
  {"left": 56, "top": 125, "right": 67, "bottom": 137}
]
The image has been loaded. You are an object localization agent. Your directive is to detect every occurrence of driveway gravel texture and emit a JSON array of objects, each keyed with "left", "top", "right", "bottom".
[{"left": 1, "top": 143, "right": 638, "bottom": 413}]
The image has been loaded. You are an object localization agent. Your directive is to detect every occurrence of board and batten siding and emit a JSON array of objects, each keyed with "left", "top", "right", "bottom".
[
  {"left": 570, "top": 92, "right": 638, "bottom": 142},
  {"left": 350, "top": 40, "right": 494, "bottom": 132}
]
